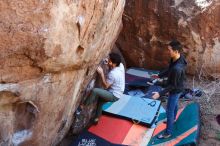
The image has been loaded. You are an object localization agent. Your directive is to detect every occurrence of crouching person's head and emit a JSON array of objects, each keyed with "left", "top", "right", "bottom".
[{"left": 108, "top": 53, "right": 121, "bottom": 69}]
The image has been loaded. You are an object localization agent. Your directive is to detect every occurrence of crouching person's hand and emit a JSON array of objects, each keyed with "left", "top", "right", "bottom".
[{"left": 97, "top": 66, "right": 104, "bottom": 75}]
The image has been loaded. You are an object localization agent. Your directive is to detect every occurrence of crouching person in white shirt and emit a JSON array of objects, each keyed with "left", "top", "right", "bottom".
[{"left": 84, "top": 53, "right": 125, "bottom": 124}]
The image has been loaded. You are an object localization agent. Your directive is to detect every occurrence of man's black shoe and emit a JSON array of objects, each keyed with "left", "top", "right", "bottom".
[{"left": 157, "top": 133, "right": 171, "bottom": 139}]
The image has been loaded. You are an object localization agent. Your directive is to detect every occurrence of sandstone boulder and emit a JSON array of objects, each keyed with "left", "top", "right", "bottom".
[
  {"left": 117, "top": 0, "right": 220, "bottom": 76},
  {"left": 0, "top": 0, "right": 125, "bottom": 145}
]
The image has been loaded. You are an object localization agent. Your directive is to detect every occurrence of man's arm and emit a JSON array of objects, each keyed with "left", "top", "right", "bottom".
[
  {"left": 154, "top": 78, "right": 167, "bottom": 87},
  {"left": 152, "top": 68, "right": 180, "bottom": 99},
  {"left": 97, "top": 66, "right": 111, "bottom": 89},
  {"left": 158, "top": 68, "right": 180, "bottom": 96},
  {"left": 158, "top": 59, "right": 172, "bottom": 78},
  {"left": 158, "top": 68, "right": 169, "bottom": 78}
]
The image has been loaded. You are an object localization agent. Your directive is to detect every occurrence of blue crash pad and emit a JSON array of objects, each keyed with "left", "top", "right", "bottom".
[
  {"left": 126, "top": 68, "right": 159, "bottom": 78},
  {"left": 102, "top": 94, "right": 161, "bottom": 127}
]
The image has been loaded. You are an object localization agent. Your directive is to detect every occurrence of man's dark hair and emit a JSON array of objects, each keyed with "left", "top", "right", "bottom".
[
  {"left": 169, "top": 40, "right": 182, "bottom": 52},
  {"left": 109, "top": 53, "right": 121, "bottom": 67}
]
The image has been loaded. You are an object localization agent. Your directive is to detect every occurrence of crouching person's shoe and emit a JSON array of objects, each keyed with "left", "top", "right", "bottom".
[
  {"left": 157, "top": 133, "right": 171, "bottom": 139},
  {"left": 93, "top": 118, "right": 99, "bottom": 125}
]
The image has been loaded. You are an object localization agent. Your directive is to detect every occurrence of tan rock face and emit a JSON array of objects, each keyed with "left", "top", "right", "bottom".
[
  {"left": 117, "top": 0, "right": 220, "bottom": 76},
  {"left": 0, "top": 0, "right": 125, "bottom": 145}
]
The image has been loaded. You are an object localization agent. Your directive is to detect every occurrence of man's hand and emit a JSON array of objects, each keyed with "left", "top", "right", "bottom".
[
  {"left": 96, "top": 66, "right": 104, "bottom": 75},
  {"left": 150, "top": 74, "right": 159, "bottom": 79},
  {"left": 147, "top": 78, "right": 158, "bottom": 86},
  {"left": 147, "top": 81, "right": 154, "bottom": 86},
  {"left": 152, "top": 92, "right": 160, "bottom": 99}
]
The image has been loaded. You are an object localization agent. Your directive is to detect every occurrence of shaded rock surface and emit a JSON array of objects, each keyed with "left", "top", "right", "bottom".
[
  {"left": 70, "top": 46, "right": 126, "bottom": 136},
  {"left": 0, "top": 0, "right": 125, "bottom": 146},
  {"left": 117, "top": 0, "right": 220, "bottom": 76}
]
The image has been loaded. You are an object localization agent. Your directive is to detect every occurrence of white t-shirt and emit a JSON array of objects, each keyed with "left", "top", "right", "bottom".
[{"left": 107, "top": 63, "right": 125, "bottom": 98}]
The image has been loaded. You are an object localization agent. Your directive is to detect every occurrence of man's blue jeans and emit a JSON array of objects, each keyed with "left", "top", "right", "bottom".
[{"left": 166, "top": 93, "right": 181, "bottom": 135}]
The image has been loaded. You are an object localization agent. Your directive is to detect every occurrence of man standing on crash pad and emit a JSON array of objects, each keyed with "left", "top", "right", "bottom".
[
  {"left": 85, "top": 53, "right": 125, "bottom": 124},
  {"left": 152, "top": 40, "right": 187, "bottom": 139}
]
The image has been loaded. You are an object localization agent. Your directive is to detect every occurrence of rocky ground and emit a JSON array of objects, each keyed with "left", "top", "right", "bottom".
[
  {"left": 159, "top": 76, "right": 220, "bottom": 146},
  {"left": 184, "top": 76, "right": 220, "bottom": 146},
  {"left": 169, "top": 76, "right": 220, "bottom": 146}
]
